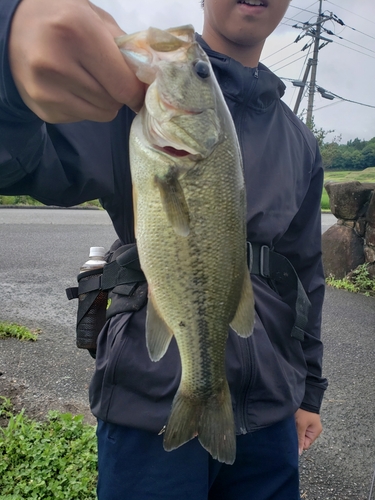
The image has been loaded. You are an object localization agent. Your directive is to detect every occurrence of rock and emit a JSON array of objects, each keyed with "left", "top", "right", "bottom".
[
  {"left": 323, "top": 180, "right": 375, "bottom": 279},
  {"left": 367, "top": 263, "right": 375, "bottom": 279},
  {"left": 364, "top": 245, "right": 375, "bottom": 263},
  {"left": 324, "top": 181, "right": 375, "bottom": 220},
  {"left": 354, "top": 218, "right": 367, "bottom": 237},
  {"left": 322, "top": 224, "right": 365, "bottom": 279},
  {"left": 366, "top": 224, "right": 375, "bottom": 247},
  {"left": 367, "top": 192, "right": 375, "bottom": 226}
]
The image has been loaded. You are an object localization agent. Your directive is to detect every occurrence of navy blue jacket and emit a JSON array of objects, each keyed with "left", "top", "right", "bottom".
[{"left": 0, "top": 0, "right": 327, "bottom": 433}]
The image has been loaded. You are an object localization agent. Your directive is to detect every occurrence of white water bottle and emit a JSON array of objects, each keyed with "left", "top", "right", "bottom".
[{"left": 80, "top": 246, "right": 106, "bottom": 273}]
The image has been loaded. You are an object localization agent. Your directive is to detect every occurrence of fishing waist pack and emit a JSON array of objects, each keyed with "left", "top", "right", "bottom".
[
  {"left": 66, "top": 240, "right": 310, "bottom": 357},
  {"left": 248, "top": 243, "right": 311, "bottom": 342},
  {"left": 66, "top": 240, "right": 147, "bottom": 357}
]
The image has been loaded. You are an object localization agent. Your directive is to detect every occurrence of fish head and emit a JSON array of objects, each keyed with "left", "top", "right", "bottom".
[{"left": 116, "top": 26, "right": 224, "bottom": 160}]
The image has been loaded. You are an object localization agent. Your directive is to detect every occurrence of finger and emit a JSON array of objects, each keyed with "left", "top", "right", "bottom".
[
  {"left": 303, "top": 435, "right": 313, "bottom": 451},
  {"left": 89, "top": 2, "right": 124, "bottom": 37},
  {"left": 297, "top": 428, "right": 306, "bottom": 456},
  {"left": 28, "top": 59, "right": 123, "bottom": 116},
  {"left": 75, "top": 21, "right": 145, "bottom": 111}
]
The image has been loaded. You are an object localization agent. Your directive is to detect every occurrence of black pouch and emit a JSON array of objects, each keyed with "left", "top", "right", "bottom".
[
  {"left": 66, "top": 241, "right": 147, "bottom": 357},
  {"left": 75, "top": 269, "right": 108, "bottom": 350},
  {"left": 66, "top": 267, "right": 108, "bottom": 354}
]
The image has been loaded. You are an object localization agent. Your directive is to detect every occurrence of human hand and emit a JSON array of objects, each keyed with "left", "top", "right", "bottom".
[
  {"left": 8, "top": 0, "right": 145, "bottom": 123},
  {"left": 295, "top": 408, "right": 323, "bottom": 456}
]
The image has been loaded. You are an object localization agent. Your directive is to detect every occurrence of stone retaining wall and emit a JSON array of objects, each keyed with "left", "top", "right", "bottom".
[{"left": 322, "top": 181, "right": 375, "bottom": 279}]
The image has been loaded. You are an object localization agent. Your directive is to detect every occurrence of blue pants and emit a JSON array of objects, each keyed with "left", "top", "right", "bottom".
[{"left": 97, "top": 416, "right": 300, "bottom": 500}]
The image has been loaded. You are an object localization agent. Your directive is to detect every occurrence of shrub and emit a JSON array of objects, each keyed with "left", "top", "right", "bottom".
[
  {"left": 0, "top": 402, "right": 97, "bottom": 500},
  {"left": 326, "top": 263, "right": 375, "bottom": 297}
]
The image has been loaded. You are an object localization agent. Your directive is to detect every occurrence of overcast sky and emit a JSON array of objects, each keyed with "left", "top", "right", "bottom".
[{"left": 92, "top": 0, "right": 375, "bottom": 144}]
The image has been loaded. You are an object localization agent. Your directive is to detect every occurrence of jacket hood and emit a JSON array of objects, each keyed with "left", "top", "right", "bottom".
[{"left": 196, "top": 34, "right": 286, "bottom": 111}]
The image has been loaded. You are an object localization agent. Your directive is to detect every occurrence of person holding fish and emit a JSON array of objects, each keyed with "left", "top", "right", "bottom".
[{"left": 0, "top": 0, "right": 327, "bottom": 499}]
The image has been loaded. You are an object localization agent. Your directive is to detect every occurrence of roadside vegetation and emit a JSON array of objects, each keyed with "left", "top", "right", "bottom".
[
  {"left": 326, "top": 263, "right": 375, "bottom": 297},
  {"left": 0, "top": 397, "right": 97, "bottom": 500},
  {"left": 0, "top": 195, "right": 101, "bottom": 208},
  {"left": 0, "top": 322, "right": 40, "bottom": 341}
]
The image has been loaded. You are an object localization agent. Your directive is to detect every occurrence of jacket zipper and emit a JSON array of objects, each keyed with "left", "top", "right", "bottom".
[
  {"left": 236, "top": 336, "right": 255, "bottom": 434},
  {"left": 233, "top": 67, "right": 258, "bottom": 434},
  {"left": 236, "top": 67, "right": 258, "bottom": 149}
]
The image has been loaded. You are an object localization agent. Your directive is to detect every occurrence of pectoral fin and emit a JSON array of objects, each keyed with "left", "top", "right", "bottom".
[
  {"left": 230, "top": 267, "right": 254, "bottom": 338},
  {"left": 154, "top": 171, "right": 190, "bottom": 237},
  {"left": 146, "top": 295, "right": 174, "bottom": 361}
]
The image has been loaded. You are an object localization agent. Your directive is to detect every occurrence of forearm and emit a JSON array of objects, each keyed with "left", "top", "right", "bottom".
[
  {"left": 0, "top": 0, "right": 45, "bottom": 189},
  {"left": 0, "top": 0, "right": 139, "bottom": 201}
]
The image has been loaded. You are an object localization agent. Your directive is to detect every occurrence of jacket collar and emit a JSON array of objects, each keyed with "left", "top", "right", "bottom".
[{"left": 196, "top": 34, "right": 286, "bottom": 110}]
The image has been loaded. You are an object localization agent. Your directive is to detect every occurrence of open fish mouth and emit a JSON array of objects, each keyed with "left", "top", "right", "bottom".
[{"left": 159, "top": 146, "right": 192, "bottom": 158}]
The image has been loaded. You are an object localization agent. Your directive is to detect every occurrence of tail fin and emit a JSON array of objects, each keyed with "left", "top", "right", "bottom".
[{"left": 163, "top": 383, "right": 236, "bottom": 464}]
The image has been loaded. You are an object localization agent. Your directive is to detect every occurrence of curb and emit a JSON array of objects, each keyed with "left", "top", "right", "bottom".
[{"left": 0, "top": 205, "right": 101, "bottom": 210}]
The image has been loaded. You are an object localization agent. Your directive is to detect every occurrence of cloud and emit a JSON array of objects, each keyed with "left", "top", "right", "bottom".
[
  {"left": 93, "top": 0, "right": 375, "bottom": 143},
  {"left": 92, "top": 0, "right": 203, "bottom": 32}
]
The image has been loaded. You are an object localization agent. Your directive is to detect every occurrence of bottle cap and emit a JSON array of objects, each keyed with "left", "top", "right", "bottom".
[{"left": 89, "top": 246, "right": 106, "bottom": 258}]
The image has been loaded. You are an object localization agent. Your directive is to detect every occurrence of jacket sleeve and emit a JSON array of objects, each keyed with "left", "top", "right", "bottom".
[
  {"left": 274, "top": 140, "right": 328, "bottom": 414},
  {"left": 0, "top": 0, "right": 116, "bottom": 206}
]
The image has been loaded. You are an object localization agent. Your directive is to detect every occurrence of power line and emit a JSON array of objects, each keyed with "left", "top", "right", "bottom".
[
  {"left": 324, "top": 1, "right": 375, "bottom": 27},
  {"left": 261, "top": 41, "right": 296, "bottom": 62},
  {"left": 332, "top": 40, "right": 375, "bottom": 60},
  {"left": 288, "top": 1, "right": 319, "bottom": 19},
  {"left": 322, "top": 88, "right": 375, "bottom": 110},
  {"left": 268, "top": 48, "right": 308, "bottom": 69},
  {"left": 272, "top": 54, "right": 310, "bottom": 73},
  {"left": 323, "top": 26, "right": 375, "bottom": 55},
  {"left": 330, "top": 33, "right": 375, "bottom": 55},
  {"left": 342, "top": 23, "right": 375, "bottom": 42},
  {"left": 281, "top": 77, "right": 375, "bottom": 111},
  {"left": 308, "top": 100, "right": 343, "bottom": 113}
]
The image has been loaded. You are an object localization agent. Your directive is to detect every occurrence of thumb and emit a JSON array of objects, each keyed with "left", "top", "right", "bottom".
[{"left": 89, "top": 2, "right": 125, "bottom": 38}]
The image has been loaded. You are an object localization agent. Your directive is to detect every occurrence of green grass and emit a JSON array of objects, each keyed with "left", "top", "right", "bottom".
[
  {"left": 0, "top": 398, "right": 97, "bottom": 499},
  {"left": 0, "top": 322, "right": 40, "bottom": 341},
  {"left": 324, "top": 167, "right": 375, "bottom": 184},
  {"left": 322, "top": 168, "right": 375, "bottom": 211},
  {"left": 0, "top": 195, "right": 102, "bottom": 208},
  {"left": 321, "top": 188, "right": 330, "bottom": 211},
  {"left": 326, "top": 263, "right": 375, "bottom": 297}
]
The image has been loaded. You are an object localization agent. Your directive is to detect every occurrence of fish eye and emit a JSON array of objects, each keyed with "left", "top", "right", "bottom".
[{"left": 193, "top": 60, "right": 210, "bottom": 79}]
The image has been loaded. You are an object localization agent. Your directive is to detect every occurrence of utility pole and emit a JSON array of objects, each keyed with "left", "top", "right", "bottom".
[
  {"left": 292, "top": 1, "right": 340, "bottom": 124},
  {"left": 293, "top": 58, "right": 312, "bottom": 116},
  {"left": 306, "top": 0, "right": 323, "bottom": 129}
]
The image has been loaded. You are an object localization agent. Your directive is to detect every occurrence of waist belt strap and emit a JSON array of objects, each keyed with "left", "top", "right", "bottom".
[
  {"left": 248, "top": 242, "right": 310, "bottom": 341},
  {"left": 66, "top": 244, "right": 146, "bottom": 301}
]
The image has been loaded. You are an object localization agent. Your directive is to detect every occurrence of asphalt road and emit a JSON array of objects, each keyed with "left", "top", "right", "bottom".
[{"left": 0, "top": 208, "right": 374, "bottom": 499}]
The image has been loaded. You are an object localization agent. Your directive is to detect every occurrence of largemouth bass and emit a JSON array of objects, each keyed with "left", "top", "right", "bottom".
[{"left": 117, "top": 25, "right": 254, "bottom": 465}]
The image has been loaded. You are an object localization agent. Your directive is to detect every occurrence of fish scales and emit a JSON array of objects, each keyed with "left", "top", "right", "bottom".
[{"left": 117, "top": 24, "right": 254, "bottom": 464}]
